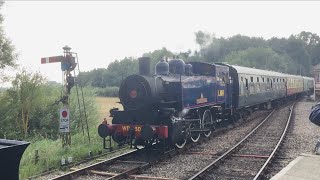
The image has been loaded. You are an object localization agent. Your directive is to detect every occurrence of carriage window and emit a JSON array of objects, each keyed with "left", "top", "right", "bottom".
[
  {"left": 245, "top": 78, "right": 248, "bottom": 90},
  {"left": 273, "top": 78, "right": 275, "bottom": 82},
  {"left": 267, "top": 78, "right": 269, "bottom": 83},
  {"left": 262, "top": 77, "right": 265, "bottom": 82},
  {"left": 277, "top": 78, "right": 279, "bottom": 82},
  {"left": 250, "top": 77, "right": 253, "bottom": 82},
  {"left": 257, "top": 77, "right": 259, "bottom": 82}
]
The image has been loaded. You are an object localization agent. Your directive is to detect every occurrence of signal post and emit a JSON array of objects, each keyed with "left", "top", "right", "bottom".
[{"left": 41, "top": 46, "right": 76, "bottom": 147}]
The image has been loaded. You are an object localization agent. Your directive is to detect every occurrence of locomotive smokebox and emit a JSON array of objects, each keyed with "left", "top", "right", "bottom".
[
  {"left": 138, "top": 57, "right": 151, "bottom": 76},
  {"left": 0, "top": 139, "right": 30, "bottom": 180}
]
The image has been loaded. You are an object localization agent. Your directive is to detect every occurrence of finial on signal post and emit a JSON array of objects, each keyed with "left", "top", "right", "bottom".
[{"left": 63, "top": 45, "right": 71, "bottom": 52}]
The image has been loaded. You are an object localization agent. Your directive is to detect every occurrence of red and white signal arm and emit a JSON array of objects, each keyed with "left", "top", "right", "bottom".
[{"left": 59, "top": 108, "right": 70, "bottom": 133}]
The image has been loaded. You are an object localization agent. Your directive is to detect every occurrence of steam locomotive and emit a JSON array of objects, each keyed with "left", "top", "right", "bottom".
[{"left": 98, "top": 57, "right": 314, "bottom": 149}]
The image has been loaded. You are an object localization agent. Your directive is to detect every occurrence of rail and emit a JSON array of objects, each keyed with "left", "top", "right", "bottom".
[{"left": 188, "top": 102, "right": 295, "bottom": 179}]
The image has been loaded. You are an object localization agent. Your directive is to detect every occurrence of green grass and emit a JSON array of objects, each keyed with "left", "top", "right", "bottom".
[
  {"left": 19, "top": 97, "right": 120, "bottom": 179},
  {"left": 20, "top": 127, "right": 105, "bottom": 179}
]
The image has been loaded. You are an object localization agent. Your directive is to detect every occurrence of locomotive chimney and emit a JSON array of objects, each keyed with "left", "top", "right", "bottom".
[{"left": 138, "top": 57, "right": 151, "bottom": 76}]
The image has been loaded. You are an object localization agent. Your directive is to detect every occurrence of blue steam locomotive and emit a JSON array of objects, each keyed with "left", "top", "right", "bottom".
[{"left": 98, "top": 57, "right": 314, "bottom": 149}]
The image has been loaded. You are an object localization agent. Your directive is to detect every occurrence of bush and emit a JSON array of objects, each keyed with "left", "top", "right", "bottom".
[{"left": 94, "top": 86, "right": 119, "bottom": 97}]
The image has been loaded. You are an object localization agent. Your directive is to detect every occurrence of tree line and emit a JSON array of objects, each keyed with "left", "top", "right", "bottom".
[{"left": 78, "top": 31, "right": 320, "bottom": 94}]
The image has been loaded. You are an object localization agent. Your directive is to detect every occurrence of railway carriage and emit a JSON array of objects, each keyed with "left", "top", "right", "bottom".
[
  {"left": 302, "top": 76, "right": 314, "bottom": 95},
  {"left": 227, "top": 65, "right": 287, "bottom": 110},
  {"left": 286, "top": 74, "right": 304, "bottom": 96},
  {"left": 98, "top": 58, "right": 314, "bottom": 149}
]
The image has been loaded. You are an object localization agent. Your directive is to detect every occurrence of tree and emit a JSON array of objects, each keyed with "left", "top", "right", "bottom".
[
  {"left": 295, "top": 31, "right": 320, "bottom": 54},
  {"left": 9, "top": 70, "right": 46, "bottom": 137},
  {"left": 268, "top": 37, "right": 288, "bottom": 55},
  {"left": 143, "top": 47, "right": 175, "bottom": 73},
  {"left": 223, "top": 47, "right": 293, "bottom": 74},
  {"left": 78, "top": 57, "right": 139, "bottom": 88},
  {"left": 285, "top": 36, "right": 311, "bottom": 75},
  {"left": 310, "top": 43, "right": 320, "bottom": 65},
  {"left": 194, "top": 33, "right": 268, "bottom": 63},
  {"left": 0, "top": 2, "right": 17, "bottom": 81}
]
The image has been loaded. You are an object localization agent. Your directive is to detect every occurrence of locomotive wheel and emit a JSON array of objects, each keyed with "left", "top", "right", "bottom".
[
  {"left": 190, "top": 122, "right": 201, "bottom": 143},
  {"left": 202, "top": 109, "right": 213, "bottom": 137},
  {"left": 175, "top": 138, "right": 187, "bottom": 149}
]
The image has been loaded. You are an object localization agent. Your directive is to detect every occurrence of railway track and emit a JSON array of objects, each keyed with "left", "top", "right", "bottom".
[
  {"left": 49, "top": 146, "right": 179, "bottom": 180},
  {"left": 188, "top": 102, "right": 296, "bottom": 180},
  {"left": 50, "top": 150, "right": 138, "bottom": 180},
  {"left": 47, "top": 109, "right": 272, "bottom": 180},
  {"left": 44, "top": 107, "right": 280, "bottom": 180}
]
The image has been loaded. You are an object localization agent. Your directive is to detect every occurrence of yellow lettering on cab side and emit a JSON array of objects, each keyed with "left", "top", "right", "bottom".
[{"left": 122, "top": 126, "right": 130, "bottom": 131}]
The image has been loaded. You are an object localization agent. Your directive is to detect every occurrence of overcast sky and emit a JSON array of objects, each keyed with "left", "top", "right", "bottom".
[{"left": 2, "top": 1, "right": 320, "bottom": 84}]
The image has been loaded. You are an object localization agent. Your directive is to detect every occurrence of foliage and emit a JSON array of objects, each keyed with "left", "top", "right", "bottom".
[
  {"left": 19, "top": 97, "right": 120, "bottom": 179},
  {"left": 192, "top": 31, "right": 316, "bottom": 76},
  {"left": 8, "top": 70, "right": 46, "bottom": 136},
  {"left": 68, "top": 87, "right": 98, "bottom": 134},
  {"left": 94, "top": 86, "right": 119, "bottom": 97},
  {"left": 142, "top": 47, "right": 175, "bottom": 74},
  {"left": 78, "top": 57, "right": 138, "bottom": 88},
  {"left": 104, "top": 57, "right": 139, "bottom": 87},
  {"left": 223, "top": 47, "right": 294, "bottom": 73},
  {"left": 19, "top": 124, "right": 122, "bottom": 180},
  {"left": 310, "top": 43, "right": 320, "bottom": 65},
  {"left": 75, "top": 31, "right": 319, "bottom": 89},
  {"left": 295, "top": 31, "right": 320, "bottom": 54},
  {"left": 78, "top": 48, "right": 175, "bottom": 88},
  {"left": 0, "top": 70, "right": 98, "bottom": 139},
  {"left": 0, "top": 2, "right": 18, "bottom": 82},
  {"left": 193, "top": 32, "right": 268, "bottom": 63}
]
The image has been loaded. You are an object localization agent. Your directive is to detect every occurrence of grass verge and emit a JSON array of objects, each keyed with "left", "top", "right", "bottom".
[{"left": 19, "top": 97, "right": 120, "bottom": 179}]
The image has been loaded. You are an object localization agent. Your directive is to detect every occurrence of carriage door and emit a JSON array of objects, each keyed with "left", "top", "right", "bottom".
[{"left": 224, "top": 71, "right": 231, "bottom": 108}]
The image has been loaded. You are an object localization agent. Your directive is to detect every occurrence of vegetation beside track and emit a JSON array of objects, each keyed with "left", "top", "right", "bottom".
[{"left": 17, "top": 96, "right": 119, "bottom": 179}]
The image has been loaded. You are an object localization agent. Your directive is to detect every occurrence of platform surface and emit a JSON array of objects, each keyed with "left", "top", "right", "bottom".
[{"left": 271, "top": 153, "right": 320, "bottom": 180}]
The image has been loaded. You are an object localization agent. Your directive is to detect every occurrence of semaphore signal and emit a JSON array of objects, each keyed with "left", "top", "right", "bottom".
[{"left": 41, "top": 46, "right": 90, "bottom": 147}]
